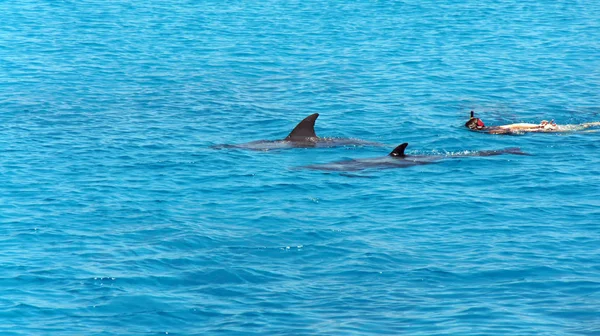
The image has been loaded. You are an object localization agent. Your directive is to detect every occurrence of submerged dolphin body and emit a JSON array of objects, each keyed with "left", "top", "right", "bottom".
[
  {"left": 302, "top": 143, "right": 528, "bottom": 172},
  {"left": 213, "top": 113, "right": 382, "bottom": 151}
]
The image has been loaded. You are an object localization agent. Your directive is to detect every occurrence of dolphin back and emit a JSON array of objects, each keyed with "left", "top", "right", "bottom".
[
  {"left": 476, "top": 147, "right": 530, "bottom": 156},
  {"left": 449, "top": 147, "right": 530, "bottom": 157}
]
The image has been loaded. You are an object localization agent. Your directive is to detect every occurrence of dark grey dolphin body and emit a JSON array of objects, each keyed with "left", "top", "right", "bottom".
[
  {"left": 302, "top": 143, "right": 528, "bottom": 171},
  {"left": 213, "top": 113, "right": 382, "bottom": 151}
]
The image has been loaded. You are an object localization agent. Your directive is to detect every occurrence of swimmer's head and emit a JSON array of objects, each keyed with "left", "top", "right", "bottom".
[{"left": 465, "top": 116, "right": 485, "bottom": 130}]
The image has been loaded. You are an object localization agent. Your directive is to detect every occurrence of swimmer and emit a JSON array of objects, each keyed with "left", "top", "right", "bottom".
[{"left": 465, "top": 111, "right": 600, "bottom": 134}]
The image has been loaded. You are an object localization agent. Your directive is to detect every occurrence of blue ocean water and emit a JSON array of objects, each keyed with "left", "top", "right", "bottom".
[{"left": 1, "top": 0, "right": 600, "bottom": 334}]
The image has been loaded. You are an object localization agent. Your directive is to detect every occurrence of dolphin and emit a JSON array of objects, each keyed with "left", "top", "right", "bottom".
[
  {"left": 213, "top": 113, "right": 383, "bottom": 151},
  {"left": 301, "top": 143, "right": 529, "bottom": 171}
]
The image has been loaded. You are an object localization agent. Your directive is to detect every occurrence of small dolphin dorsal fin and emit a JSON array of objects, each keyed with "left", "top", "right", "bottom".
[
  {"left": 389, "top": 143, "right": 408, "bottom": 157},
  {"left": 286, "top": 113, "right": 319, "bottom": 140}
]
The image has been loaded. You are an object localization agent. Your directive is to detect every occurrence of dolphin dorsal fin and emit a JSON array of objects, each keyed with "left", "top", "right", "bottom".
[
  {"left": 389, "top": 143, "right": 408, "bottom": 157},
  {"left": 286, "top": 113, "right": 319, "bottom": 140}
]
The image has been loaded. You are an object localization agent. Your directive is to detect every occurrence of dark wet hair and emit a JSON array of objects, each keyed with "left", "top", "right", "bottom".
[
  {"left": 465, "top": 118, "right": 479, "bottom": 130},
  {"left": 465, "top": 115, "right": 485, "bottom": 130},
  {"left": 465, "top": 111, "right": 487, "bottom": 130}
]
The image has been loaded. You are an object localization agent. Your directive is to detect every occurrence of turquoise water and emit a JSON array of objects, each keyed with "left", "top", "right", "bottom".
[{"left": 2, "top": 0, "right": 600, "bottom": 334}]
